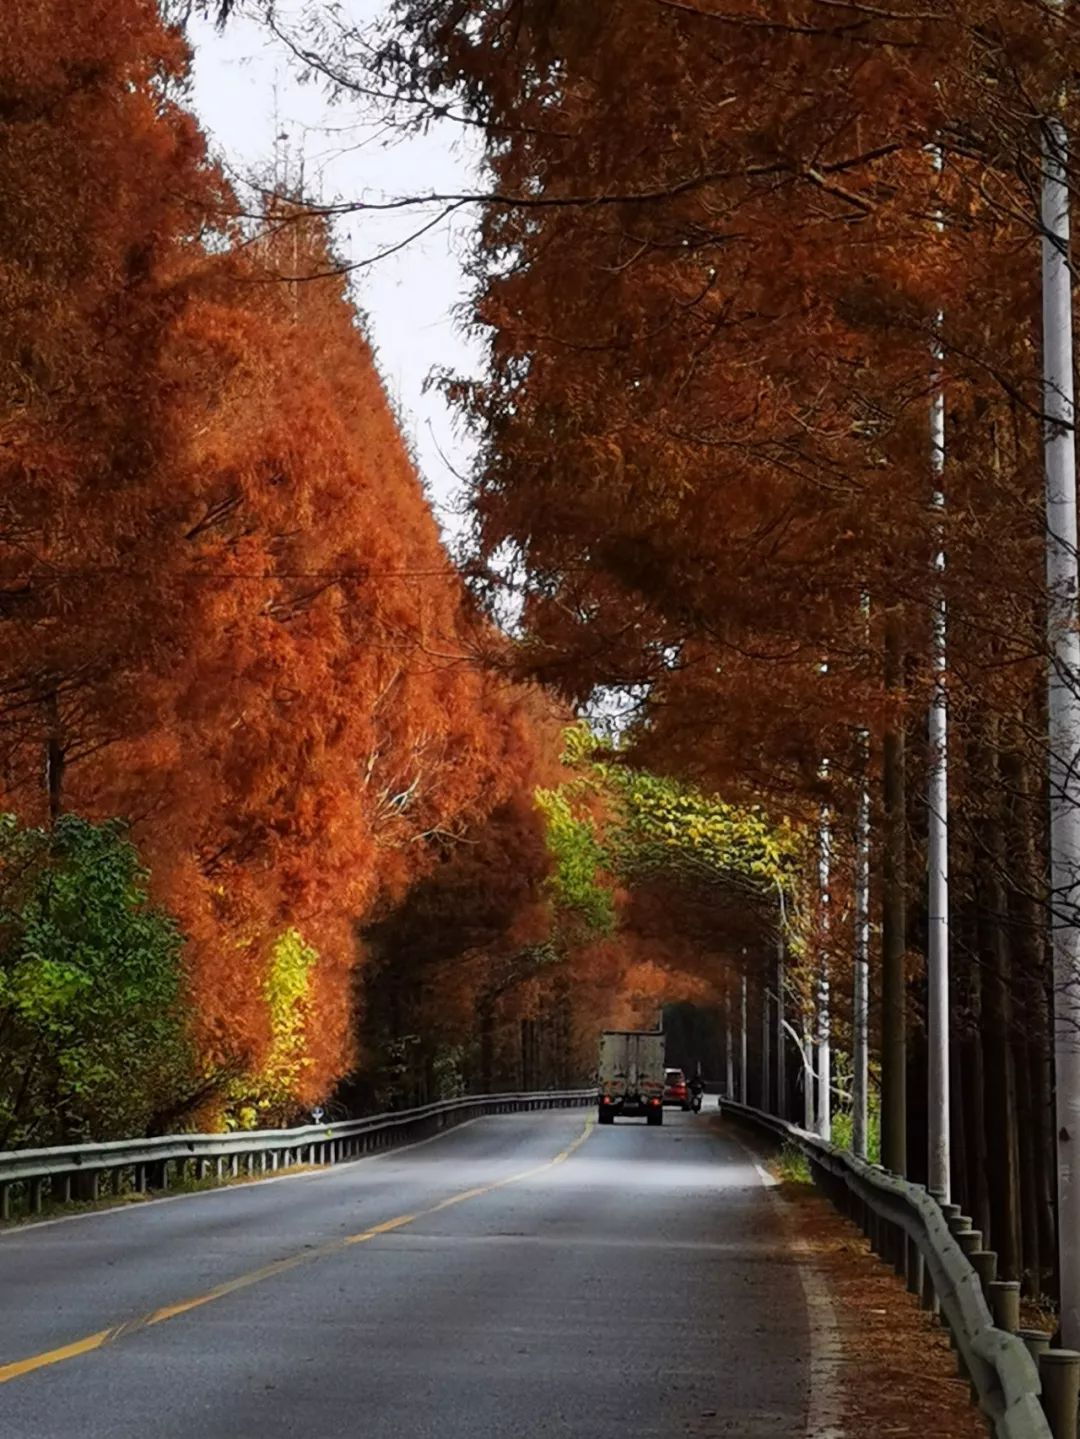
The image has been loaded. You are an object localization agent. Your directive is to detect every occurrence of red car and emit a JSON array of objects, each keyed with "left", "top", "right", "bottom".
[{"left": 663, "top": 1067, "right": 690, "bottom": 1110}]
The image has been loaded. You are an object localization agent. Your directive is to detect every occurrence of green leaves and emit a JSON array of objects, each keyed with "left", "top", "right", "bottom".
[
  {"left": 0, "top": 814, "right": 193, "bottom": 1147},
  {"left": 537, "top": 724, "right": 806, "bottom": 945},
  {"left": 535, "top": 788, "right": 616, "bottom": 935},
  {"left": 253, "top": 928, "right": 319, "bottom": 1120}
]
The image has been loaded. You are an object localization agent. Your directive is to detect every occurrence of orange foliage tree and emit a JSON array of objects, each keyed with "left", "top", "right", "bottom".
[{"left": 0, "top": 0, "right": 587, "bottom": 1123}]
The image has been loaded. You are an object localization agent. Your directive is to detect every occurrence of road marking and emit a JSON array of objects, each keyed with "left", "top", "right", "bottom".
[
  {"left": 0, "top": 1330, "right": 114, "bottom": 1384},
  {"left": 0, "top": 1115, "right": 593, "bottom": 1387}
]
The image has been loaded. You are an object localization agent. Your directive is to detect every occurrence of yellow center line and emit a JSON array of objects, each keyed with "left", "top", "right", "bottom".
[{"left": 0, "top": 1115, "right": 594, "bottom": 1387}]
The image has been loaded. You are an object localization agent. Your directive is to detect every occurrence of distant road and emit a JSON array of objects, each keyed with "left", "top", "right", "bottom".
[{"left": 0, "top": 1101, "right": 812, "bottom": 1437}]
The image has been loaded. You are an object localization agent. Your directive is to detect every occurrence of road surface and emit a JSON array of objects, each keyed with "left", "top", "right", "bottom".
[{"left": 0, "top": 1103, "right": 816, "bottom": 1437}]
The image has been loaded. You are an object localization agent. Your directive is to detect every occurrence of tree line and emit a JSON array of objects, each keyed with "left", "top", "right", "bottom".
[
  {"left": 0, "top": 0, "right": 564, "bottom": 1145},
  {"left": 1, "top": 0, "right": 789, "bottom": 1153},
  {"left": 256, "top": 0, "right": 1080, "bottom": 1326}
]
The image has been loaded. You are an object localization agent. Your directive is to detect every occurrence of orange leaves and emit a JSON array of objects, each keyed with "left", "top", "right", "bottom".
[{"left": 0, "top": 1, "right": 575, "bottom": 1105}]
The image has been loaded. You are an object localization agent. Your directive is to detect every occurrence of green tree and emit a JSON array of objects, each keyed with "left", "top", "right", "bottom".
[
  {"left": 0, "top": 815, "right": 194, "bottom": 1147},
  {"left": 551, "top": 726, "right": 806, "bottom": 935}
]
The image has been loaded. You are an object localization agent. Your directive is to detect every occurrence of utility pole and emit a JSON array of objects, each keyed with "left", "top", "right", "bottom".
[
  {"left": 881, "top": 604, "right": 908, "bottom": 1176},
  {"left": 817, "top": 787, "right": 832, "bottom": 1140},
  {"left": 775, "top": 931, "right": 787, "bottom": 1119},
  {"left": 853, "top": 729, "right": 871, "bottom": 1159},
  {"left": 1041, "top": 5, "right": 1080, "bottom": 1346},
  {"left": 927, "top": 194, "right": 950, "bottom": 1198},
  {"left": 740, "top": 971, "right": 748, "bottom": 1105},
  {"left": 761, "top": 972, "right": 772, "bottom": 1113},
  {"left": 725, "top": 989, "right": 734, "bottom": 1099}
]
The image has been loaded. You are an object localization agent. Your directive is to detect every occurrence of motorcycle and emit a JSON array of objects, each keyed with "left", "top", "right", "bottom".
[{"left": 689, "top": 1089, "right": 703, "bottom": 1114}]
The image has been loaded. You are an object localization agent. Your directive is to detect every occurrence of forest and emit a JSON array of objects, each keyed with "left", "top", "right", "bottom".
[
  {"left": 0, "top": 0, "right": 782, "bottom": 1154},
  {"left": 4, "top": 0, "right": 1080, "bottom": 1340}
]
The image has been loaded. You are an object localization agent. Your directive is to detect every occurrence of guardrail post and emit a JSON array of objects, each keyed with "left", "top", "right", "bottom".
[
  {"left": 957, "top": 1229, "right": 983, "bottom": 1261},
  {"left": 1021, "top": 1329, "right": 1054, "bottom": 1364},
  {"left": 29, "top": 1178, "right": 43, "bottom": 1215},
  {"left": 0, "top": 1181, "right": 9, "bottom": 1221},
  {"left": 919, "top": 1249, "right": 938, "bottom": 1314},
  {"left": 988, "top": 1280, "right": 1021, "bottom": 1335},
  {"left": 905, "top": 1235, "right": 923, "bottom": 1296},
  {"left": 69, "top": 1170, "right": 98, "bottom": 1202},
  {"left": 970, "top": 1249, "right": 997, "bottom": 1299},
  {"left": 893, "top": 1226, "right": 907, "bottom": 1278},
  {"left": 1040, "top": 1350, "right": 1080, "bottom": 1439}
]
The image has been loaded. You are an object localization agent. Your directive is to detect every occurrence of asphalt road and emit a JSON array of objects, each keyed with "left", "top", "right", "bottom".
[{"left": 0, "top": 1102, "right": 812, "bottom": 1438}]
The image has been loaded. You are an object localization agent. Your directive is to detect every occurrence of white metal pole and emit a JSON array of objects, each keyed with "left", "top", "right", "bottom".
[
  {"left": 775, "top": 932, "right": 786, "bottom": 1119},
  {"left": 725, "top": 989, "right": 734, "bottom": 1099},
  {"left": 817, "top": 794, "right": 832, "bottom": 1140},
  {"left": 761, "top": 973, "right": 772, "bottom": 1113},
  {"left": 740, "top": 972, "right": 748, "bottom": 1104},
  {"left": 802, "top": 1021, "right": 814, "bottom": 1130},
  {"left": 927, "top": 285, "right": 950, "bottom": 1199},
  {"left": 775, "top": 882, "right": 788, "bottom": 1120},
  {"left": 1042, "top": 41, "right": 1080, "bottom": 1348},
  {"left": 853, "top": 727, "right": 871, "bottom": 1159}
]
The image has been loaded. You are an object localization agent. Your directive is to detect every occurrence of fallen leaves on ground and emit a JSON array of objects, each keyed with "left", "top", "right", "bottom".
[{"left": 776, "top": 1179, "right": 987, "bottom": 1438}]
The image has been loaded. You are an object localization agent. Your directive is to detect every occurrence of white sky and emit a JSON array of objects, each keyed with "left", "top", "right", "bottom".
[{"left": 186, "top": 3, "right": 484, "bottom": 542}]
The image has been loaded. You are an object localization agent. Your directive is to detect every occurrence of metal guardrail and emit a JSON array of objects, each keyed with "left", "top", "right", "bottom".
[
  {"left": 719, "top": 1097, "right": 1062, "bottom": 1439},
  {"left": 0, "top": 1089, "right": 594, "bottom": 1221}
]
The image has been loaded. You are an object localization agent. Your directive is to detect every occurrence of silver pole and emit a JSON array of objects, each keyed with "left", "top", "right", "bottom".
[
  {"left": 761, "top": 972, "right": 771, "bottom": 1113},
  {"left": 927, "top": 290, "right": 950, "bottom": 1199},
  {"left": 817, "top": 793, "right": 832, "bottom": 1140},
  {"left": 854, "top": 727, "right": 871, "bottom": 1159},
  {"left": 1042, "top": 34, "right": 1080, "bottom": 1348},
  {"left": 725, "top": 989, "right": 734, "bottom": 1099},
  {"left": 775, "top": 931, "right": 786, "bottom": 1119}
]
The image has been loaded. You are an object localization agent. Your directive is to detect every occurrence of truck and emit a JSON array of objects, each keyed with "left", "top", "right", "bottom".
[{"left": 596, "top": 1029, "right": 666, "bottom": 1126}]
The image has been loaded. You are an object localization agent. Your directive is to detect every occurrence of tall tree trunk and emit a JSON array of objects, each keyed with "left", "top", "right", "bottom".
[
  {"left": 980, "top": 728, "right": 1022, "bottom": 1280},
  {"left": 950, "top": 1005, "right": 969, "bottom": 1212},
  {"left": 479, "top": 998, "right": 494, "bottom": 1094},
  {"left": 45, "top": 691, "right": 64, "bottom": 824},
  {"left": 882, "top": 607, "right": 908, "bottom": 1174},
  {"left": 962, "top": 902, "right": 992, "bottom": 1241},
  {"left": 1005, "top": 735, "right": 1053, "bottom": 1294},
  {"left": 775, "top": 935, "right": 787, "bottom": 1120}
]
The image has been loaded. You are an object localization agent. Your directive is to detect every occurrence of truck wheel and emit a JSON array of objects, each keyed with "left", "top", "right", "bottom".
[
  {"left": 598, "top": 1108, "right": 614, "bottom": 1125},
  {"left": 647, "top": 1108, "right": 663, "bottom": 1127}
]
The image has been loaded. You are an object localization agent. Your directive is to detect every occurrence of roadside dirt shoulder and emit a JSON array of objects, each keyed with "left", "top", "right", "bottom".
[
  {"left": 719, "top": 1115, "right": 986, "bottom": 1438},
  {"left": 773, "top": 1172, "right": 986, "bottom": 1437}
]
